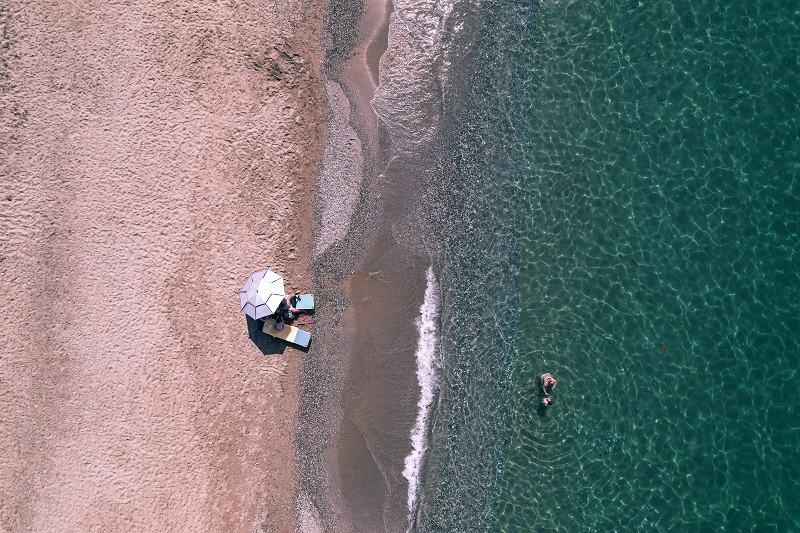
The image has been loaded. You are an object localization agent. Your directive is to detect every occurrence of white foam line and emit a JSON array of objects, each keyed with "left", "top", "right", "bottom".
[{"left": 403, "top": 266, "right": 441, "bottom": 529}]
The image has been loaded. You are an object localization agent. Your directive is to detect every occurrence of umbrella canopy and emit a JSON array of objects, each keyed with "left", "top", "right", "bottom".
[{"left": 240, "top": 269, "right": 285, "bottom": 319}]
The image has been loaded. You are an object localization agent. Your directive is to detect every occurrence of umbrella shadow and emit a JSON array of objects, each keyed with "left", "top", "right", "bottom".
[{"left": 246, "top": 316, "right": 287, "bottom": 356}]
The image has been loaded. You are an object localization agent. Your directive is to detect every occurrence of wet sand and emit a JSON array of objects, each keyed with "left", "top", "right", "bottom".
[
  {"left": 303, "top": 0, "right": 429, "bottom": 528},
  {"left": 335, "top": 242, "right": 428, "bottom": 532},
  {"left": 0, "top": 2, "right": 325, "bottom": 531}
]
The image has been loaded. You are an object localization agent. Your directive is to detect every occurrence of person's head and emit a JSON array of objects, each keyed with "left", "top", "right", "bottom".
[{"left": 542, "top": 397, "right": 553, "bottom": 406}]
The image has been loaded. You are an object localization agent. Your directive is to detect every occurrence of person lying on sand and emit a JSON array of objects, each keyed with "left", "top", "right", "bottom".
[{"left": 541, "top": 373, "right": 557, "bottom": 394}]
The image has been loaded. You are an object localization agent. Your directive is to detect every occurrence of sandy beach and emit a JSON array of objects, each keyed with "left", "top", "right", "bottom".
[{"left": 0, "top": 1, "right": 325, "bottom": 531}]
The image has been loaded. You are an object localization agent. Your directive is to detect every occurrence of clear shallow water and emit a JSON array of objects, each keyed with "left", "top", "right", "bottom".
[
  {"left": 375, "top": 0, "right": 799, "bottom": 530},
  {"left": 374, "top": 0, "right": 526, "bottom": 529},
  {"left": 495, "top": 1, "right": 800, "bottom": 531}
]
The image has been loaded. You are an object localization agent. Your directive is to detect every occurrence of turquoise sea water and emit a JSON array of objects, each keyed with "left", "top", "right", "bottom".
[
  {"left": 404, "top": 0, "right": 799, "bottom": 530},
  {"left": 495, "top": 1, "right": 800, "bottom": 531}
]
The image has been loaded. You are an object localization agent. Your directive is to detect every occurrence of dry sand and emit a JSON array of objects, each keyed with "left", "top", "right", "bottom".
[{"left": 0, "top": 1, "right": 325, "bottom": 531}]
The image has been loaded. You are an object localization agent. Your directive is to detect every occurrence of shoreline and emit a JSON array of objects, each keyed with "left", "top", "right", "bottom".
[
  {"left": 296, "top": 0, "right": 392, "bottom": 525},
  {"left": 0, "top": 2, "right": 326, "bottom": 531},
  {"left": 299, "top": 0, "right": 434, "bottom": 528}
]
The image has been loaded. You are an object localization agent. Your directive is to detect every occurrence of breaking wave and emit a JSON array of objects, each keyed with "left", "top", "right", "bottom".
[
  {"left": 371, "top": 0, "right": 479, "bottom": 154},
  {"left": 403, "top": 266, "right": 441, "bottom": 527}
]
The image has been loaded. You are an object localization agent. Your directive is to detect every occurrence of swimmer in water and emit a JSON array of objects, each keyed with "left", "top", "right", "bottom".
[
  {"left": 542, "top": 397, "right": 553, "bottom": 407},
  {"left": 541, "top": 373, "right": 557, "bottom": 394}
]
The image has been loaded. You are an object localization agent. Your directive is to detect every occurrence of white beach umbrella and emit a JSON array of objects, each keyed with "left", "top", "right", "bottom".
[{"left": 240, "top": 269, "right": 285, "bottom": 320}]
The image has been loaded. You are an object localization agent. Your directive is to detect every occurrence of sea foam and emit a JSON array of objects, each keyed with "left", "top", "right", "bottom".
[
  {"left": 371, "top": 0, "right": 478, "bottom": 155},
  {"left": 403, "top": 266, "right": 441, "bottom": 527}
]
